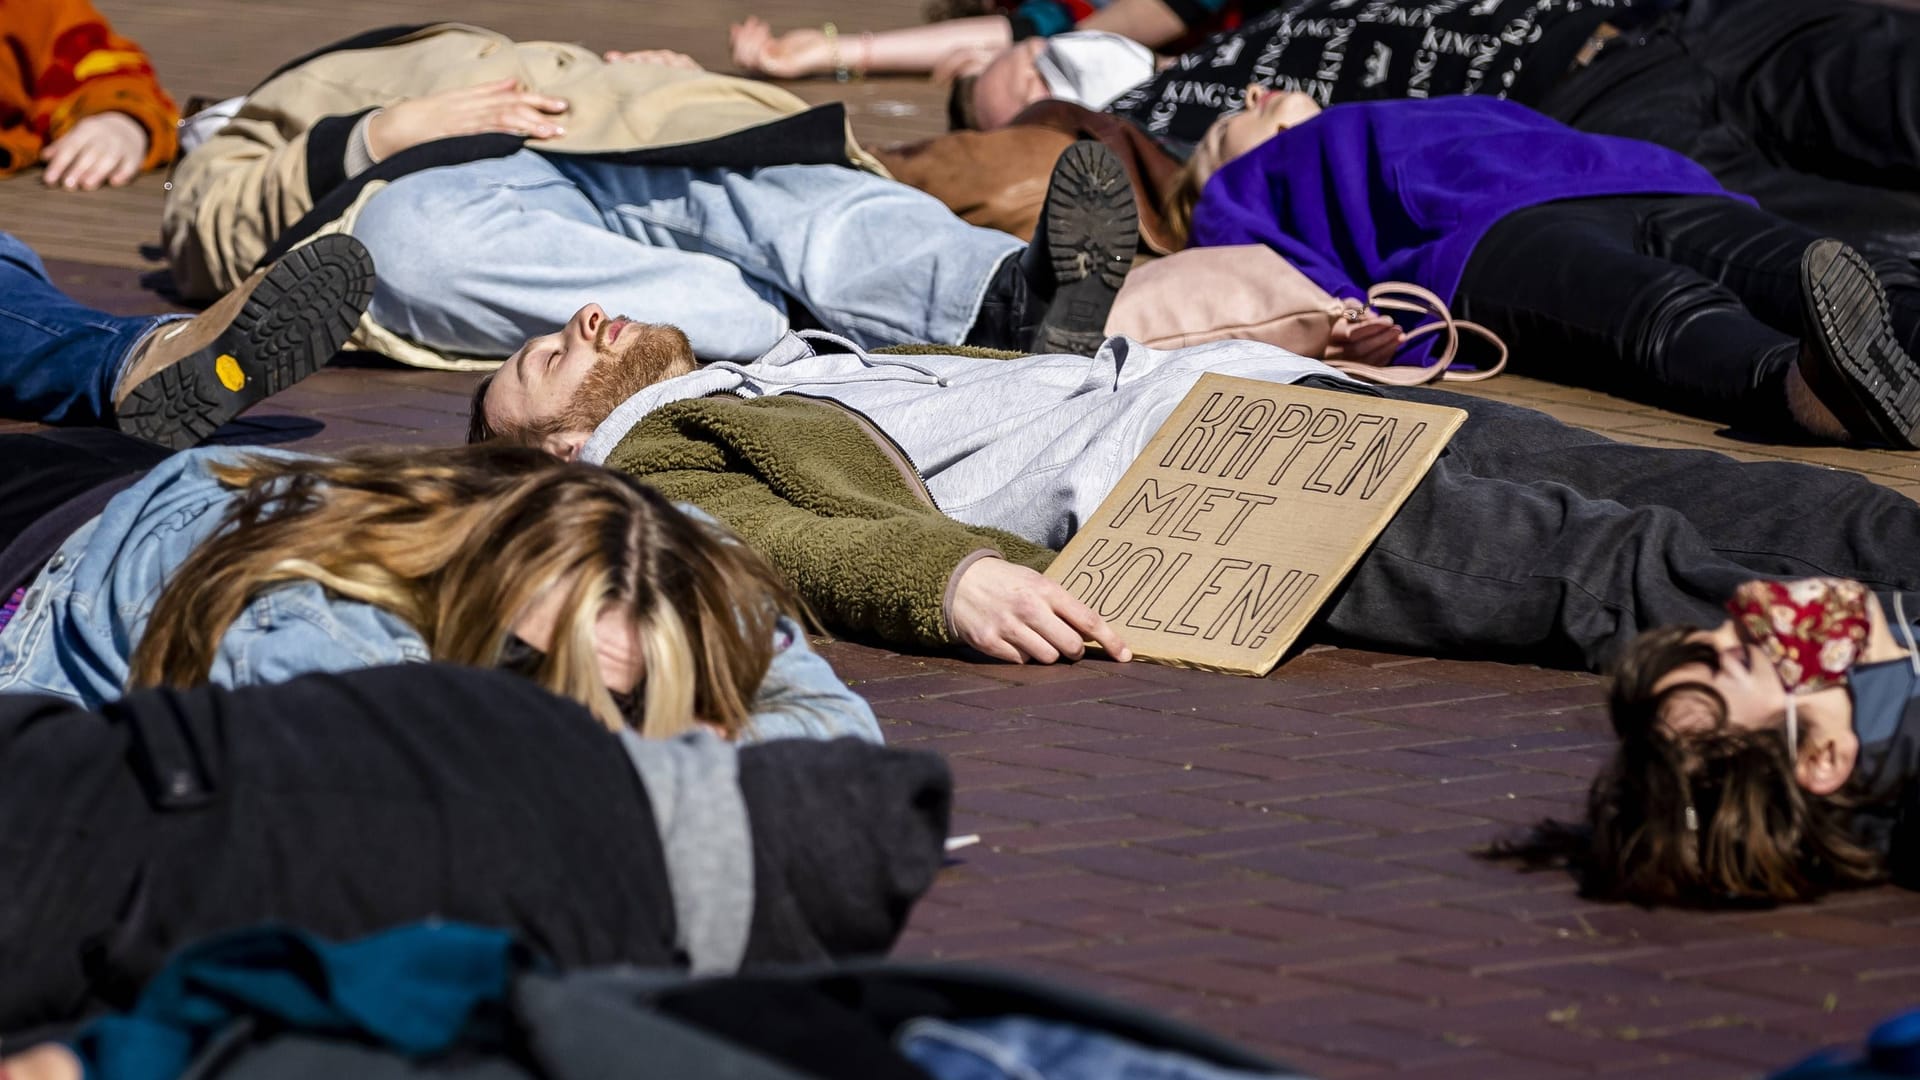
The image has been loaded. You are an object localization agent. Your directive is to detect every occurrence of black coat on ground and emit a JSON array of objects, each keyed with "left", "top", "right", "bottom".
[{"left": 0, "top": 664, "right": 948, "bottom": 1035}]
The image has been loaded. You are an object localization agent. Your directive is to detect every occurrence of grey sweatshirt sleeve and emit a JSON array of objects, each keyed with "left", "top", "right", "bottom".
[
  {"left": 342, "top": 109, "right": 383, "bottom": 179},
  {"left": 618, "top": 730, "right": 755, "bottom": 975}
]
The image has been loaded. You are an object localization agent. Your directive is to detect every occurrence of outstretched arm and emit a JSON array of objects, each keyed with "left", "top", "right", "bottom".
[
  {"left": 729, "top": 15, "right": 1015, "bottom": 78},
  {"left": 646, "top": 463, "right": 1006, "bottom": 647},
  {"left": 1075, "top": 0, "right": 1188, "bottom": 48}
]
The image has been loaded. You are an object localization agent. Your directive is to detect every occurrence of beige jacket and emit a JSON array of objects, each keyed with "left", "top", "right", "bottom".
[{"left": 162, "top": 24, "right": 883, "bottom": 370}]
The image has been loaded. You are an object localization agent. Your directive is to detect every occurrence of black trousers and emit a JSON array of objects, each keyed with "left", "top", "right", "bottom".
[
  {"left": 1541, "top": 0, "right": 1920, "bottom": 263},
  {"left": 1303, "top": 376, "right": 1920, "bottom": 671},
  {"left": 0, "top": 430, "right": 169, "bottom": 594},
  {"left": 0, "top": 430, "right": 167, "bottom": 547},
  {"left": 1454, "top": 194, "right": 1920, "bottom": 430}
]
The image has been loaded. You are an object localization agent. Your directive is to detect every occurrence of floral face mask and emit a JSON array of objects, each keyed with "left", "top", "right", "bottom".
[{"left": 1725, "top": 578, "right": 1873, "bottom": 695}]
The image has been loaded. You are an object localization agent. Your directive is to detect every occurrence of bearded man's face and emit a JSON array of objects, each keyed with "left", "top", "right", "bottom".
[{"left": 477, "top": 304, "right": 697, "bottom": 451}]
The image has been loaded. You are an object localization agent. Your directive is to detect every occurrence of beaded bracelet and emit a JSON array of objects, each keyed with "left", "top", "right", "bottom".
[
  {"left": 824, "top": 22, "right": 847, "bottom": 82},
  {"left": 823, "top": 22, "right": 870, "bottom": 82}
]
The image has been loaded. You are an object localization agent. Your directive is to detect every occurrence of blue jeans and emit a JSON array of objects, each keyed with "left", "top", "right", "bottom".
[
  {"left": 898, "top": 1016, "right": 1303, "bottom": 1080},
  {"left": 0, "top": 233, "right": 184, "bottom": 424},
  {"left": 351, "top": 152, "right": 1024, "bottom": 362}
]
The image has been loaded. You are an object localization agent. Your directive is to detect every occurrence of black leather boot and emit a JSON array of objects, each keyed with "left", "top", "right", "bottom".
[
  {"left": 1799, "top": 238, "right": 1920, "bottom": 448},
  {"left": 964, "top": 141, "right": 1138, "bottom": 355}
]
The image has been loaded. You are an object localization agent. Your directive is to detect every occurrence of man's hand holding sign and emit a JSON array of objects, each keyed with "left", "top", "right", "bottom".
[{"left": 1044, "top": 375, "right": 1464, "bottom": 674}]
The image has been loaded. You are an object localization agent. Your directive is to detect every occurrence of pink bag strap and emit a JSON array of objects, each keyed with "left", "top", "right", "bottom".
[{"left": 1322, "top": 282, "right": 1508, "bottom": 386}]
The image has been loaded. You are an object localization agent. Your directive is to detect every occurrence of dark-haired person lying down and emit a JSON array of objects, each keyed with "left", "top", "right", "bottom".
[
  {"left": 469, "top": 307, "right": 1920, "bottom": 673},
  {"left": 1500, "top": 578, "right": 1920, "bottom": 908},
  {"left": 0, "top": 664, "right": 949, "bottom": 1036},
  {"left": 163, "top": 24, "right": 1139, "bottom": 367}
]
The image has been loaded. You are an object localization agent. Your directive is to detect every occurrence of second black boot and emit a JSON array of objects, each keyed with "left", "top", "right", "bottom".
[
  {"left": 1797, "top": 238, "right": 1920, "bottom": 448},
  {"left": 966, "top": 140, "right": 1139, "bottom": 356}
]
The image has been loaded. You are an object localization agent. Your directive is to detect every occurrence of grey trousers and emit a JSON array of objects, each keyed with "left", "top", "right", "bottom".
[{"left": 1311, "top": 377, "right": 1920, "bottom": 670}]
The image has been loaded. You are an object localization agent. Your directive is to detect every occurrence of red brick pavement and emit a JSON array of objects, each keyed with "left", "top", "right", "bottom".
[
  {"left": 846, "top": 641, "right": 1920, "bottom": 1079},
  {"left": 12, "top": 236, "right": 1919, "bottom": 1080}
]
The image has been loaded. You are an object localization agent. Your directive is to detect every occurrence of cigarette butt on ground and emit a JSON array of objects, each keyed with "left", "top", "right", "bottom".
[{"left": 944, "top": 834, "right": 981, "bottom": 852}]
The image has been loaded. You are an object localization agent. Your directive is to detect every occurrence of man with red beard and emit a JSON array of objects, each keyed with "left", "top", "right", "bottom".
[{"left": 469, "top": 308, "right": 1920, "bottom": 673}]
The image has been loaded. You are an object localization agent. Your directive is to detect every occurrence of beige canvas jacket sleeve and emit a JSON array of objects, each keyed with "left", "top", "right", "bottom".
[{"left": 162, "top": 23, "right": 884, "bottom": 370}]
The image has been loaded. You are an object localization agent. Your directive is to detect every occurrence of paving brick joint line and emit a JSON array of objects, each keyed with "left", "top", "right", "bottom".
[{"left": 8, "top": 2, "right": 1920, "bottom": 1075}]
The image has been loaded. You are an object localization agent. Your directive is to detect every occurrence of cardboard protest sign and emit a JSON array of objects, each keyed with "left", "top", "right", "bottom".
[{"left": 1045, "top": 375, "right": 1465, "bottom": 675}]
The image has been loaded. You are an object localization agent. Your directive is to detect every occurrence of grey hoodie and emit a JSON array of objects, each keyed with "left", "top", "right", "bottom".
[{"left": 581, "top": 333, "right": 1346, "bottom": 549}]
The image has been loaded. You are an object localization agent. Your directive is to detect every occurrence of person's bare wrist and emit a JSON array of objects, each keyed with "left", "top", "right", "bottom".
[{"left": 943, "top": 550, "right": 1004, "bottom": 639}]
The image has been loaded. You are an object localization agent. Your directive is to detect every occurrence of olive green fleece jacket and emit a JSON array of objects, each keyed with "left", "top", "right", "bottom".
[{"left": 605, "top": 395, "right": 1055, "bottom": 648}]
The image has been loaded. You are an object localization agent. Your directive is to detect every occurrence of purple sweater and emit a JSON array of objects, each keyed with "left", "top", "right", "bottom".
[{"left": 1190, "top": 97, "right": 1737, "bottom": 364}]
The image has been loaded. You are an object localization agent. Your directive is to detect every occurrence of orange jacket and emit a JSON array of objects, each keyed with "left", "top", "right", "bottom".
[{"left": 0, "top": 0, "right": 178, "bottom": 175}]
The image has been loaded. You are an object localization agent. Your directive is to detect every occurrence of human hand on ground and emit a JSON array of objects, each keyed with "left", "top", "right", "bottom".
[
  {"left": 365, "top": 77, "right": 568, "bottom": 160},
  {"left": 949, "top": 556, "right": 1133, "bottom": 664},
  {"left": 729, "top": 17, "right": 832, "bottom": 78},
  {"left": 41, "top": 111, "right": 148, "bottom": 190},
  {"left": 1326, "top": 307, "right": 1404, "bottom": 367},
  {"left": 603, "top": 48, "right": 703, "bottom": 70}
]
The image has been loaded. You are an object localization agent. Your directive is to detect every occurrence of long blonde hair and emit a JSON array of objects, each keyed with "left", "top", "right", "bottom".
[{"left": 128, "top": 445, "right": 797, "bottom": 738}]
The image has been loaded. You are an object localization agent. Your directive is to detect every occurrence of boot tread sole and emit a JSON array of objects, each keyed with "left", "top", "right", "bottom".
[
  {"left": 1802, "top": 238, "right": 1920, "bottom": 449},
  {"left": 117, "top": 235, "right": 375, "bottom": 450}
]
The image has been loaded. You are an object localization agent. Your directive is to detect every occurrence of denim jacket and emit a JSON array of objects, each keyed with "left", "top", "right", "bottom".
[{"left": 0, "top": 448, "right": 878, "bottom": 744}]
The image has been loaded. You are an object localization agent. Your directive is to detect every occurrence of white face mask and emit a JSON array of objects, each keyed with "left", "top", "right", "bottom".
[{"left": 1033, "top": 31, "right": 1156, "bottom": 111}]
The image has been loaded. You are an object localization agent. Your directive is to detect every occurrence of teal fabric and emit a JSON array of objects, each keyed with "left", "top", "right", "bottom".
[{"left": 75, "top": 923, "right": 538, "bottom": 1080}]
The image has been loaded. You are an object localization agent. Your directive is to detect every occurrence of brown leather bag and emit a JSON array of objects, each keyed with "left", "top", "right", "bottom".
[
  {"left": 876, "top": 126, "right": 1078, "bottom": 245},
  {"left": 873, "top": 100, "right": 1187, "bottom": 254}
]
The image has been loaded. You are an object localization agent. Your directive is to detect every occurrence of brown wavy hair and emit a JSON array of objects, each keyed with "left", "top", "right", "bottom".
[
  {"left": 127, "top": 444, "right": 798, "bottom": 738},
  {"left": 1485, "top": 626, "right": 1886, "bottom": 906},
  {"left": 1162, "top": 154, "right": 1206, "bottom": 252}
]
